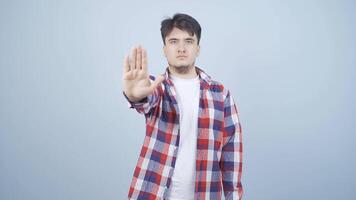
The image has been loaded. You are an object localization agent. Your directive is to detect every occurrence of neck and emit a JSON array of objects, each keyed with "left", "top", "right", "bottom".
[{"left": 168, "top": 65, "right": 198, "bottom": 79}]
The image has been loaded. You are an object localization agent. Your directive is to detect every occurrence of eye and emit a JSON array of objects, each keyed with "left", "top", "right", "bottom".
[
  {"left": 170, "top": 40, "right": 177, "bottom": 44},
  {"left": 186, "top": 40, "right": 193, "bottom": 44}
]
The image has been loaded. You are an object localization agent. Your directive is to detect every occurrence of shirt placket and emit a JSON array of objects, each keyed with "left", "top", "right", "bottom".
[{"left": 162, "top": 80, "right": 182, "bottom": 199}]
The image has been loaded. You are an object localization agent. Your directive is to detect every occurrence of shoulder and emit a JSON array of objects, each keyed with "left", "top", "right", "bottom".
[{"left": 209, "top": 79, "right": 230, "bottom": 100}]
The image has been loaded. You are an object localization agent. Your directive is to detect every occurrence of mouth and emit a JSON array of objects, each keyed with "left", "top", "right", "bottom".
[{"left": 177, "top": 56, "right": 187, "bottom": 59}]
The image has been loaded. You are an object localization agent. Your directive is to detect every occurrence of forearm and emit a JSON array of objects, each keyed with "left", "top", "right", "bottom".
[
  {"left": 220, "top": 133, "right": 243, "bottom": 200},
  {"left": 122, "top": 86, "right": 160, "bottom": 115}
]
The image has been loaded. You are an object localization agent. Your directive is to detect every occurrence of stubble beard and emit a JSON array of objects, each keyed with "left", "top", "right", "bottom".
[{"left": 169, "top": 62, "right": 195, "bottom": 74}]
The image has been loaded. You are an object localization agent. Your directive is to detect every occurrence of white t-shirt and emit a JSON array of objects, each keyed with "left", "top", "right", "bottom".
[{"left": 166, "top": 74, "right": 200, "bottom": 200}]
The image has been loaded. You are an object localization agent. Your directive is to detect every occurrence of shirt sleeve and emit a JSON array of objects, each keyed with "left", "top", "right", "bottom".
[
  {"left": 220, "top": 90, "right": 243, "bottom": 200},
  {"left": 122, "top": 76, "right": 161, "bottom": 115}
]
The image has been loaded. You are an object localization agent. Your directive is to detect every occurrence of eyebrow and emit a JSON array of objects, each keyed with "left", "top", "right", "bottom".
[{"left": 168, "top": 37, "right": 195, "bottom": 42}]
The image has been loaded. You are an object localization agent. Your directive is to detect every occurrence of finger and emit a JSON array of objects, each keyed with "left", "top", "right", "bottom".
[
  {"left": 136, "top": 45, "right": 142, "bottom": 70},
  {"left": 142, "top": 48, "right": 147, "bottom": 73},
  {"left": 123, "top": 54, "right": 130, "bottom": 73},
  {"left": 129, "top": 47, "right": 136, "bottom": 69}
]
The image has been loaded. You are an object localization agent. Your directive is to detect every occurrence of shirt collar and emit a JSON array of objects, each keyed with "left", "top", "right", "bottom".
[{"left": 163, "top": 66, "right": 211, "bottom": 89}]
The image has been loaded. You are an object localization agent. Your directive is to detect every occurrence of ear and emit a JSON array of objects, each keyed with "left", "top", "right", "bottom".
[{"left": 196, "top": 45, "right": 200, "bottom": 57}]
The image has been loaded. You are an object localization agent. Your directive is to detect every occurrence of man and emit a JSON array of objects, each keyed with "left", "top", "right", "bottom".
[{"left": 122, "top": 13, "right": 243, "bottom": 200}]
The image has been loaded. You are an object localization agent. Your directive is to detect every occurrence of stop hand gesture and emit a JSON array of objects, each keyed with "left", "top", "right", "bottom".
[{"left": 122, "top": 46, "right": 165, "bottom": 102}]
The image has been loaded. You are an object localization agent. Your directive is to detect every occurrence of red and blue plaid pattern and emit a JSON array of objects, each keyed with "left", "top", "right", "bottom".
[{"left": 124, "top": 67, "right": 243, "bottom": 200}]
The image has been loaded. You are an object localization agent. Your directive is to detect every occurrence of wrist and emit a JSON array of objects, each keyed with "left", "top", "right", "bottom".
[{"left": 123, "top": 92, "right": 147, "bottom": 103}]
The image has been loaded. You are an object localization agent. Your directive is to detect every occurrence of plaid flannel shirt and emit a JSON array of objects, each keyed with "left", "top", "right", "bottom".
[{"left": 124, "top": 67, "right": 243, "bottom": 200}]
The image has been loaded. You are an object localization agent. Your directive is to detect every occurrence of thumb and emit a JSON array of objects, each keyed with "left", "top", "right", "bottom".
[{"left": 149, "top": 75, "right": 165, "bottom": 91}]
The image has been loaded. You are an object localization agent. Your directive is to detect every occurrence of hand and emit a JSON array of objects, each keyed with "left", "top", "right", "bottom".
[{"left": 122, "top": 45, "right": 165, "bottom": 102}]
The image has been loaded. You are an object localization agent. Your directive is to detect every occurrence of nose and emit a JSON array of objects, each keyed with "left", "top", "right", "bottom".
[{"left": 177, "top": 42, "right": 186, "bottom": 53}]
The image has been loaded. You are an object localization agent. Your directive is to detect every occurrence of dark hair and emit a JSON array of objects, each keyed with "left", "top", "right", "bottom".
[{"left": 160, "top": 13, "right": 201, "bottom": 45}]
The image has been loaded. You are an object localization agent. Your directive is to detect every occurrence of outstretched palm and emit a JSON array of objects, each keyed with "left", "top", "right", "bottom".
[{"left": 122, "top": 46, "right": 164, "bottom": 102}]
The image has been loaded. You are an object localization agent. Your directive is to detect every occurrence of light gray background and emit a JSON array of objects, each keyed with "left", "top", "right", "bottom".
[{"left": 1, "top": 0, "right": 355, "bottom": 199}]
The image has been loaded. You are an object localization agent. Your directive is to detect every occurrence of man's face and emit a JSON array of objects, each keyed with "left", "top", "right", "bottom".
[{"left": 163, "top": 27, "right": 200, "bottom": 71}]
